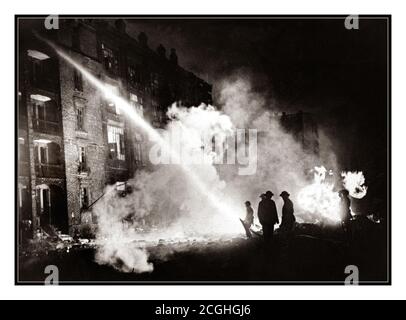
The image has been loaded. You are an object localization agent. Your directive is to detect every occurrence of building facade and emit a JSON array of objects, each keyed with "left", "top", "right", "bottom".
[{"left": 17, "top": 19, "right": 212, "bottom": 240}]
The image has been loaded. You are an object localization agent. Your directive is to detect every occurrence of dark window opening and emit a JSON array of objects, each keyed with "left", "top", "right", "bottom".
[
  {"left": 128, "top": 65, "right": 142, "bottom": 86},
  {"left": 129, "top": 93, "right": 143, "bottom": 116},
  {"left": 74, "top": 99, "right": 86, "bottom": 131},
  {"left": 18, "top": 185, "right": 32, "bottom": 222},
  {"left": 134, "top": 140, "right": 143, "bottom": 166},
  {"left": 74, "top": 70, "right": 83, "bottom": 92},
  {"left": 78, "top": 146, "right": 88, "bottom": 172},
  {"left": 101, "top": 43, "right": 119, "bottom": 74},
  {"left": 77, "top": 107, "right": 84, "bottom": 131},
  {"left": 39, "top": 146, "right": 48, "bottom": 164},
  {"left": 80, "top": 186, "right": 89, "bottom": 211},
  {"left": 27, "top": 50, "right": 57, "bottom": 90},
  {"left": 31, "top": 96, "right": 59, "bottom": 134}
]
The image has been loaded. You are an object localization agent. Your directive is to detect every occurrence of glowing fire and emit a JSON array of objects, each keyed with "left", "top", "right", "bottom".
[
  {"left": 341, "top": 171, "right": 368, "bottom": 199},
  {"left": 297, "top": 166, "right": 340, "bottom": 222},
  {"left": 297, "top": 166, "right": 368, "bottom": 223}
]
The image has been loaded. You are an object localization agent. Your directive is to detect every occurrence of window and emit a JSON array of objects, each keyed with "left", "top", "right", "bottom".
[
  {"left": 27, "top": 50, "right": 56, "bottom": 89},
  {"left": 75, "top": 99, "right": 86, "bottom": 131},
  {"left": 76, "top": 107, "right": 84, "bottom": 131},
  {"left": 129, "top": 93, "right": 143, "bottom": 117},
  {"left": 128, "top": 65, "right": 141, "bottom": 86},
  {"left": 152, "top": 100, "right": 163, "bottom": 124},
  {"left": 18, "top": 184, "right": 31, "bottom": 221},
  {"left": 36, "top": 185, "right": 51, "bottom": 219},
  {"left": 107, "top": 124, "right": 125, "bottom": 160},
  {"left": 80, "top": 186, "right": 89, "bottom": 211},
  {"left": 74, "top": 70, "right": 83, "bottom": 92},
  {"left": 32, "top": 99, "right": 47, "bottom": 121},
  {"left": 134, "top": 138, "right": 143, "bottom": 165},
  {"left": 31, "top": 95, "right": 59, "bottom": 134},
  {"left": 39, "top": 146, "right": 48, "bottom": 164},
  {"left": 78, "top": 146, "right": 87, "bottom": 172},
  {"left": 104, "top": 85, "right": 120, "bottom": 115},
  {"left": 101, "top": 43, "right": 119, "bottom": 73},
  {"left": 34, "top": 141, "right": 62, "bottom": 166},
  {"left": 79, "top": 146, "right": 86, "bottom": 164}
]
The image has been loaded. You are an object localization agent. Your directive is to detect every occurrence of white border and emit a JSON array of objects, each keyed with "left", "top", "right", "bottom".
[
  {"left": 14, "top": 15, "right": 391, "bottom": 287},
  {"left": 1, "top": 0, "right": 405, "bottom": 300}
]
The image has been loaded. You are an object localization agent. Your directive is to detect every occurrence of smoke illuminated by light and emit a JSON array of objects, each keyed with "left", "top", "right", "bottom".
[{"left": 45, "top": 40, "right": 242, "bottom": 234}]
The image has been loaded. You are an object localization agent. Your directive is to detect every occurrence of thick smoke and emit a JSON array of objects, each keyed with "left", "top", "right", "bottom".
[
  {"left": 93, "top": 103, "right": 243, "bottom": 273},
  {"left": 93, "top": 77, "right": 345, "bottom": 273},
  {"left": 216, "top": 78, "right": 332, "bottom": 222}
]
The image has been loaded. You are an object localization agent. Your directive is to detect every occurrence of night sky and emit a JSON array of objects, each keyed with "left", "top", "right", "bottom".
[{"left": 125, "top": 18, "right": 388, "bottom": 112}]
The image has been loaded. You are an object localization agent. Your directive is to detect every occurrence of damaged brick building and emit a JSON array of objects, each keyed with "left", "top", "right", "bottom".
[{"left": 17, "top": 18, "right": 212, "bottom": 240}]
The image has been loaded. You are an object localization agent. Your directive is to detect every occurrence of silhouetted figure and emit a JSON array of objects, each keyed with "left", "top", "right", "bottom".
[
  {"left": 258, "top": 191, "right": 279, "bottom": 243},
  {"left": 339, "top": 189, "right": 352, "bottom": 240},
  {"left": 241, "top": 201, "right": 254, "bottom": 238},
  {"left": 244, "top": 201, "right": 254, "bottom": 226},
  {"left": 280, "top": 191, "right": 296, "bottom": 234}
]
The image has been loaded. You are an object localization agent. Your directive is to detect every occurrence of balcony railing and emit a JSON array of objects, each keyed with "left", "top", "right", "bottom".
[
  {"left": 35, "top": 163, "right": 64, "bottom": 178},
  {"left": 32, "top": 118, "right": 61, "bottom": 135}
]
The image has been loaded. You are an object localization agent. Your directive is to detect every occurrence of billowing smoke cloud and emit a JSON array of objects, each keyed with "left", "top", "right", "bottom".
[
  {"left": 93, "top": 76, "right": 365, "bottom": 273},
  {"left": 93, "top": 103, "right": 243, "bottom": 273},
  {"left": 217, "top": 78, "right": 324, "bottom": 222}
]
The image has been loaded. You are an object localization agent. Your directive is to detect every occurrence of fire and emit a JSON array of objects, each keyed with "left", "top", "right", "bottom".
[
  {"left": 341, "top": 171, "right": 368, "bottom": 199},
  {"left": 297, "top": 166, "right": 341, "bottom": 222},
  {"left": 297, "top": 166, "right": 368, "bottom": 223}
]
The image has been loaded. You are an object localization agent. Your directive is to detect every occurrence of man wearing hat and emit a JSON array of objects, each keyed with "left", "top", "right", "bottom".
[
  {"left": 257, "top": 191, "right": 279, "bottom": 243},
  {"left": 280, "top": 191, "right": 296, "bottom": 234}
]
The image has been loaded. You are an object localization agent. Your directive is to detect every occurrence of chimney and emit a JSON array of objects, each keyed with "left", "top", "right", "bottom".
[{"left": 169, "top": 48, "right": 178, "bottom": 65}]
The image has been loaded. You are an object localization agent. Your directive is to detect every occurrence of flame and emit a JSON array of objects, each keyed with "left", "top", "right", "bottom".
[
  {"left": 341, "top": 171, "right": 368, "bottom": 199},
  {"left": 297, "top": 166, "right": 368, "bottom": 223},
  {"left": 297, "top": 166, "right": 341, "bottom": 222}
]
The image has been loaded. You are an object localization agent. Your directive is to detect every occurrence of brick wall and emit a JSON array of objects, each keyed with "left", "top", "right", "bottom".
[{"left": 59, "top": 52, "right": 106, "bottom": 233}]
